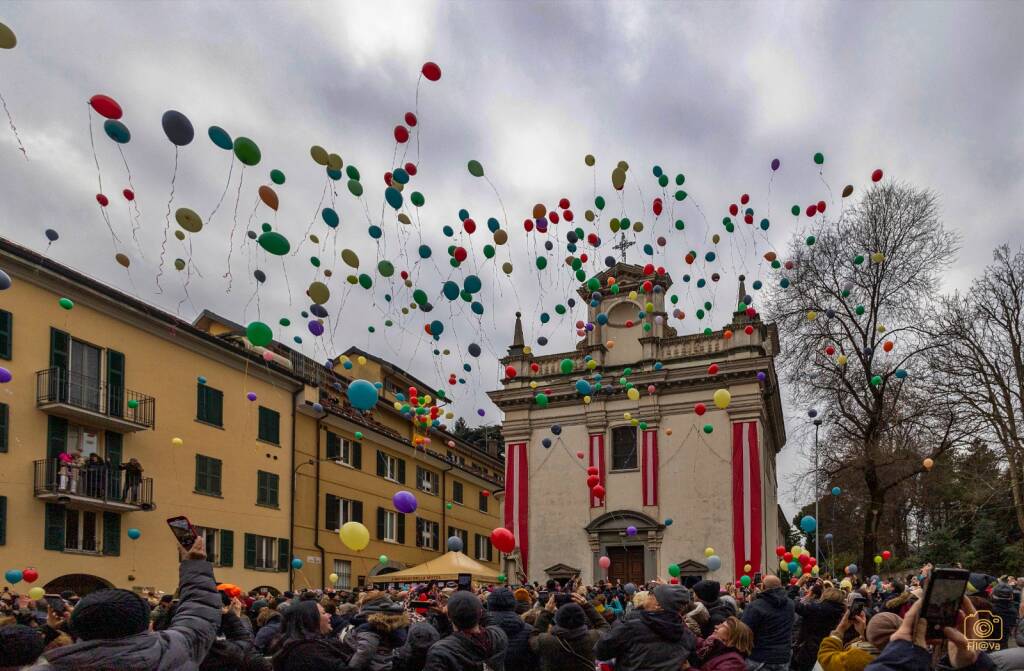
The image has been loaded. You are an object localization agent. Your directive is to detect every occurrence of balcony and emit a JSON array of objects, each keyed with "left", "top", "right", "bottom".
[
  {"left": 36, "top": 368, "right": 156, "bottom": 432},
  {"left": 34, "top": 459, "right": 154, "bottom": 512}
]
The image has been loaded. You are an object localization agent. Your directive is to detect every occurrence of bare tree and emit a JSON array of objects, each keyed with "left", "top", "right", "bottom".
[
  {"left": 933, "top": 245, "right": 1024, "bottom": 537},
  {"left": 767, "top": 182, "right": 967, "bottom": 569}
]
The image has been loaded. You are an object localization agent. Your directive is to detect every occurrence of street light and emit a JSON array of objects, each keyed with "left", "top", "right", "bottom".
[{"left": 812, "top": 416, "right": 823, "bottom": 563}]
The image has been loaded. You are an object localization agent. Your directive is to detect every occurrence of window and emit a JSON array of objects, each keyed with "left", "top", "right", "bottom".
[
  {"left": 332, "top": 559, "right": 352, "bottom": 589},
  {"left": 195, "top": 454, "right": 223, "bottom": 496},
  {"left": 0, "top": 309, "right": 10, "bottom": 360},
  {"left": 193, "top": 526, "right": 233, "bottom": 567},
  {"left": 325, "top": 494, "right": 363, "bottom": 530},
  {"left": 416, "top": 466, "right": 438, "bottom": 495},
  {"left": 65, "top": 509, "right": 99, "bottom": 552},
  {"left": 194, "top": 525, "right": 219, "bottom": 564},
  {"left": 0, "top": 402, "right": 7, "bottom": 453},
  {"left": 244, "top": 533, "right": 288, "bottom": 571},
  {"left": 478, "top": 491, "right": 488, "bottom": 512},
  {"left": 326, "top": 431, "right": 361, "bottom": 468},
  {"left": 611, "top": 426, "right": 638, "bottom": 470},
  {"left": 197, "top": 384, "right": 224, "bottom": 426},
  {"left": 377, "top": 508, "right": 405, "bottom": 544},
  {"left": 474, "top": 533, "right": 493, "bottom": 562},
  {"left": 448, "top": 526, "right": 468, "bottom": 550},
  {"left": 257, "top": 406, "right": 280, "bottom": 444},
  {"left": 452, "top": 480, "right": 464, "bottom": 504},
  {"left": 69, "top": 339, "right": 101, "bottom": 411},
  {"left": 376, "top": 450, "right": 405, "bottom": 483},
  {"left": 256, "top": 471, "right": 280, "bottom": 507},
  {"left": 416, "top": 517, "right": 439, "bottom": 550}
]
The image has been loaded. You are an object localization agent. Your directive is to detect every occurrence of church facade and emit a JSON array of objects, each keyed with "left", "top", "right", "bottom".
[{"left": 488, "top": 263, "right": 787, "bottom": 586}]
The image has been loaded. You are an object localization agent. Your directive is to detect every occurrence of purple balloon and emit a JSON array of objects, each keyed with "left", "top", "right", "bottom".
[
  {"left": 477, "top": 408, "right": 485, "bottom": 417},
  {"left": 246, "top": 391, "right": 257, "bottom": 401},
  {"left": 757, "top": 371, "right": 767, "bottom": 382},
  {"left": 771, "top": 158, "right": 780, "bottom": 171},
  {"left": 626, "top": 525, "right": 637, "bottom": 536},
  {"left": 0, "top": 367, "right": 10, "bottom": 383},
  {"left": 308, "top": 320, "right": 324, "bottom": 336},
  {"left": 393, "top": 490, "right": 418, "bottom": 514}
]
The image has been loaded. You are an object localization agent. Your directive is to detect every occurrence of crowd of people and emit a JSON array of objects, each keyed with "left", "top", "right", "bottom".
[{"left": 2, "top": 538, "right": 1023, "bottom": 670}]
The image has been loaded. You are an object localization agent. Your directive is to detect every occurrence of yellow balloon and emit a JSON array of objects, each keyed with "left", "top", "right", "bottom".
[
  {"left": 583, "top": 395, "right": 592, "bottom": 404},
  {"left": 744, "top": 563, "right": 752, "bottom": 573},
  {"left": 713, "top": 388, "right": 731, "bottom": 410},
  {"left": 523, "top": 346, "right": 532, "bottom": 355},
  {"left": 628, "top": 291, "right": 638, "bottom": 301},
  {"left": 623, "top": 412, "right": 632, "bottom": 421},
  {"left": 791, "top": 545, "right": 802, "bottom": 556},
  {"left": 339, "top": 521, "right": 370, "bottom": 551},
  {"left": 393, "top": 401, "right": 403, "bottom": 411},
  {"left": 627, "top": 387, "right": 640, "bottom": 401},
  {"left": 28, "top": 587, "right": 45, "bottom": 600},
  {"left": 871, "top": 252, "right": 885, "bottom": 263},
  {"left": 704, "top": 547, "right": 715, "bottom": 557},
  {"left": 811, "top": 565, "right": 820, "bottom": 575},
  {"left": 630, "top": 418, "right": 639, "bottom": 426},
  {"left": 339, "top": 355, "right": 350, "bottom": 363},
  {"left": 357, "top": 356, "right": 367, "bottom": 365},
  {"left": 423, "top": 395, "right": 432, "bottom": 405},
  {"left": 780, "top": 560, "right": 789, "bottom": 571},
  {"left": 587, "top": 360, "right": 597, "bottom": 370},
  {"left": 329, "top": 573, "right": 339, "bottom": 583},
  {"left": 529, "top": 381, "right": 538, "bottom": 389},
  {"left": 877, "top": 324, "right": 887, "bottom": 333},
  {"left": 171, "top": 437, "right": 183, "bottom": 447},
  {"left": 807, "top": 310, "right": 818, "bottom": 321},
  {"left": 837, "top": 354, "right": 848, "bottom": 366}
]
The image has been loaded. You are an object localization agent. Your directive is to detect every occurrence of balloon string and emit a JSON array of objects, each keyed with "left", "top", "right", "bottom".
[
  {"left": 98, "top": 203, "right": 121, "bottom": 247},
  {"left": 293, "top": 179, "right": 329, "bottom": 257},
  {"left": 87, "top": 105, "right": 102, "bottom": 192},
  {"left": 117, "top": 145, "right": 146, "bottom": 260},
  {"left": 207, "top": 155, "right": 235, "bottom": 226},
  {"left": 224, "top": 166, "right": 246, "bottom": 292},
  {"left": 155, "top": 147, "right": 179, "bottom": 294},
  {"left": 0, "top": 90, "right": 26, "bottom": 159}
]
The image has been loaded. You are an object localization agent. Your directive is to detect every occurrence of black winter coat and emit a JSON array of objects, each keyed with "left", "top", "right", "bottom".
[
  {"left": 423, "top": 627, "right": 508, "bottom": 671},
  {"left": 791, "top": 599, "right": 845, "bottom": 671},
  {"left": 740, "top": 587, "right": 795, "bottom": 665},
  {"left": 593, "top": 610, "right": 697, "bottom": 671},
  {"left": 484, "top": 590, "right": 535, "bottom": 671},
  {"left": 702, "top": 599, "right": 738, "bottom": 638}
]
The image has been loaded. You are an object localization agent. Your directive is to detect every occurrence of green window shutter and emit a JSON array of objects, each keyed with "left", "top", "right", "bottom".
[
  {"left": 195, "top": 455, "right": 206, "bottom": 492},
  {"left": 244, "top": 533, "right": 256, "bottom": 569},
  {"left": 0, "top": 403, "right": 7, "bottom": 453},
  {"left": 196, "top": 384, "right": 206, "bottom": 420},
  {"left": 326, "top": 432, "right": 339, "bottom": 460},
  {"left": 277, "top": 538, "right": 289, "bottom": 572},
  {"left": 211, "top": 458, "right": 222, "bottom": 495},
  {"left": 376, "top": 450, "right": 386, "bottom": 477},
  {"left": 102, "top": 512, "right": 121, "bottom": 556},
  {"left": 397, "top": 458, "right": 406, "bottom": 484},
  {"left": 325, "top": 494, "right": 339, "bottom": 530},
  {"left": 256, "top": 471, "right": 267, "bottom": 504},
  {"left": 211, "top": 388, "right": 223, "bottom": 426},
  {"left": 268, "top": 473, "right": 279, "bottom": 507},
  {"left": 352, "top": 442, "right": 362, "bottom": 469},
  {"left": 258, "top": 407, "right": 280, "bottom": 444},
  {"left": 415, "top": 518, "right": 423, "bottom": 548},
  {"left": 0, "top": 495, "right": 6, "bottom": 545},
  {"left": 352, "top": 500, "right": 363, "bottom": 523},
  {"left": 44, "top": 503, "right": 66, "bottom": 551},
  {"left": 396, "top": 513, "right": 406, "bottom": 544},
  {"left": 219, "top": 530, "right": 234, "bottom": 567},
  {"left": 377, "top": 507, "right": 385, "bottom": 540},
  {"left": 479, "top": 491, "right": 488, "bottom": 512},
  {"left": 0, "top": 310, "right": 11, "bottom": 360},
  {"left": 197, "top": 385, "right": 224, "bottom": 426},
  {"left": 49, "top": 328, "right": 69, "bottom": 370},
  {"left": 105, "top": 431, "right": 123, "bottom": 466},
  {"left": 46, "top": 416, "right": 67, "bottom": 459},
  {"left": 106, "top": 350, "right": 125, "bottom": 418}
]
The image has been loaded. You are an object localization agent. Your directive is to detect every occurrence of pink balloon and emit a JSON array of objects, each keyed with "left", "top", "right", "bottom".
[{"left": 598, "top": 556, "right": 611, "bottom": 569}]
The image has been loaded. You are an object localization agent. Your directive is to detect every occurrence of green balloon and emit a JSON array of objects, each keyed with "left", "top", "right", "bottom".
[
  {"left": 58, "top": 297, "right": 74, "bottom": 310},
  {"left": 791, "top": 205, "right": 800, "bottom": 216},
  {"left": 270, "top": 169, "right": 285, "bottom": 185},
  {"left": 410, "top": 191, "right": 425, "bottom": 207},
  {"left": 854, "top": 255, "right": 865, "bottom": 265},
  {"left": 467, "top": 160, "right": 484, "bottom": 177},
  {"left": 233, "top": 137, "right": 261, "bottom": 166},
  {"left": 377, "top": 260, "right": 395, "bottom": 277},
  {"left": 559, "top": 358, "right": 573, "bottom": 374},
  {"left": 345, "top": 165, "right": 360, "bottom": 181},
  {"left": 855, "top": 305, "right": 866, "bottom": 315},
  {"left": 258, "top": 231, "right": 290, "bottom": 256},
  {"left": 279, "top": 318, "right": 291, "bottom": 326},
  {"left": 347, "top": 180, "right": 364, "bottom": 197},
  {"left": 536, "top": 256, "right": 547, "bottom": 270},
  {"left": 535, "top": 393, "right": 549, "bottom": 407},
  {"left": 497, "top": 573, "right": 507, "bottom": 583},
  {"left": 174, "top": 258, "right": 186, "bottom": 271},
  {"left": 814, "top": 152, "right": 825, "bottom": 165},
  {"left": 703, "top": 424, "right": 714, "bottom": 434},
  {"left": 668, "top": 563, "right": 681, "bottom": 577},
  {"left": 358, "top": 274, "right": 373, "bottom": 289},
  {"left": 246, "top": 321, "right": 273, "bottom": 347},
  {"left": 483, "top": 244, "right": 495, "bottom": 259},
  {"left": 595, "top": 196, "right": 605, "bottom": 210},
  {"left": 806, "top": 235, "right": 816, "bottom": 246},
  {"left": 674, "top": 190, "right": 687, "bottom": 202},
  {"left": 871, "top": 375, "right": 882, "bottom": 386},
  {"left": 413, "top": 289, "right": 428, "bottom": 306}
]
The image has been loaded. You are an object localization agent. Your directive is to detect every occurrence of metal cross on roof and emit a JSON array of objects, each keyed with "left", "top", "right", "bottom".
[{"left": 612, "top": 232, "right": 635, "bottom": 263}]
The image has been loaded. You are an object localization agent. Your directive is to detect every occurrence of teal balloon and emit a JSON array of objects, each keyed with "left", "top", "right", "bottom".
[
  {"left": 322, "top": 208, "right": 339, "bottom": 228},
  {"left": 800, "top": 515, "right": 817, "bottom": 533},
  {"left": 368, "top": 225, "right": 382, "bottom": 239},
  {"left": 463, "top": 275, "right": 482, "bottom": 293},
  {"left": 385, "top": 187, "right": 403, "bottom": 210},
  {"left": 348, "top": 379, "right": 379, "bottom": 410},
  {"left": 127, "top": 527, "right": 141, "bottom": 540},
  {"left": 471, "top": 301, "right": 484, "bottom": 315},
  {"left": 258, "top": 231, "right": 290, "bottom": 255},
  {"left": 327, "top": 168, "right": 342, "bottom": 181},
  {"left": 233, "top": 137, "right": 261, "bottom": 166},
  {"left": 418, "top": 245, "right": 432, "bottom": 259},
  {"left": 208, "top": 126, "right": 233, "bottom": 150},
  {"left": 103, "top": 120, "right": 131, "bottom": 144},
  {"left": 291, "top": 558, "right": 303, "bottom": 569},
  {"left": 392, "top": 168, "right": 409, "bottom": 184},
  {"left": 270, "top": 169, "right": 286, "bottom": 185},
  {"left": 429, "top": 320, "right": 444, "bottom": 336},
  {"left": 443, "top": 281, "right": 460, "bottom": 300},
  {"left": 831, "top": 487, "right": 841, "bottom": 496},
  {"left": 575, "top": 379, "right": 592, "bottom": 395},
  {"left": 5, "top": 569, "right": 23, "bottom": 584}
]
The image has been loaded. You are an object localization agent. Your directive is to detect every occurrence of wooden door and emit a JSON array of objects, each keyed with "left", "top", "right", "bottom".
[{"left": 607, "top": 546, "right": 645, "bottom": 585}]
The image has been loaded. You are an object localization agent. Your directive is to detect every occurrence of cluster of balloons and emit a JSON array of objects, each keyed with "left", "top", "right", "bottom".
[
  {"left": 775, "top": 545, "right": 818, "bottom": 576},
  {"left": 392, "top": 386, "right": 445, "bottom": 429},
  {"left": 873, "top": 550, "right": 893, "bottom": 564},
  {"left": 4, "top": 568, "right": 38, "bottom": 586}
]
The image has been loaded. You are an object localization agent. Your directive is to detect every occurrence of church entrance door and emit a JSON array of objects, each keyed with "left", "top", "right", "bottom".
[{"left": 607, "top": 546, "right": 645, "bottom": 585}]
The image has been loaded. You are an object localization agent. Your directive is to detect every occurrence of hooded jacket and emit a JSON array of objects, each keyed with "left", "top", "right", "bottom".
[
  {"left": 254, "top": 612, "right": 283, "bottom": 654},
  {"left": 792, "top": 599, "right": 846, "bottom": 671},
  {"left": 593, "top": 609, "right": 697, "bottom": 671},
  {"left": 740, "top": 587, "right": 795, "bottom": 665},
  {"left": 423, "top": 626, "right": 508, "bottom": 671},
  {"left": 484, "top": 589, "right": 534, "bottom": 671},
  {"left": 528, "top": 601, "right": 609, "bottom": 671},
  {"left": 341, "top": 613, "right": 407, "bottom": 671},
  {"left": 200, "top": 612, "right": 270, "bottom": 671},
  {"left": 32, "top": 560, "right": 221, "bottom": 671},
  {"left": 704, "top": 598, "right": 738, "bottom": 636},
  {"left": 392, "top": 622, "right": 440, "bottom": 671}
]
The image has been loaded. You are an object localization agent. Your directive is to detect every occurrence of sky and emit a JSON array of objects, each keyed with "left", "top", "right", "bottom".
[{"left": 1, "top": 1, "right": 1022, "bottom": 518}]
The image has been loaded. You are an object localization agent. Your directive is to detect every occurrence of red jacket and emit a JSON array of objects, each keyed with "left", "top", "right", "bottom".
[{"left": 696, "top": 637, "right": 747, "bottom": 671}]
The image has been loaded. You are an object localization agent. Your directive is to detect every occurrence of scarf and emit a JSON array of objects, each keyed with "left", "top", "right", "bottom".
[{"left": 458, "top": 628, "right": 494, "bottom": 657}]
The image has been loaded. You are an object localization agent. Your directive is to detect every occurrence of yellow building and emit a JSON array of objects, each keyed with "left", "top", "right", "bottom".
[{"left": 0, "top": 238, "right": 302, "bottom": 595}]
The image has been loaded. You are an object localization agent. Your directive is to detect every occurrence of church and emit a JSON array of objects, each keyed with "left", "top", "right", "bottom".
[{"left": 488, "top": 262, "right": 787, "bottom": 587}]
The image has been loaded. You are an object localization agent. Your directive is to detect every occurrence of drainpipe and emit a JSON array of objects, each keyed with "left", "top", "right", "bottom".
[
  {"left": 440, "top": 463, "right": 454, "bottom": 545},
  {"left": 314, "top": 417, "right": 326, "bottom": 587},
  {"left": 288, "top": 387, "right": 301, "bottom": 590}
]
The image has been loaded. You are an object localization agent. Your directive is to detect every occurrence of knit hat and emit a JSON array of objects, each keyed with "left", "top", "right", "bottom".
[
  {"left": 692, "top": 580, "right": 720, "bottom": 603},
  {"left": 447, "top": 591, "right": 482, "bottom": 629},
  {"left": 513, "top": 588, "right": 532, "bottom": 603},
  {"left": 867, "top": 612, "right": 902, "bottom": 651},
  {"left": 0, "top": 624, "right": 45, "bottom": 666},
  {"left": 69, "top": 588, "right": 151, "bottom": 640},
  {"left": 554, "top": 602, "right": 586, "bottom": 628},
  {"left": 487, "top": 587, "right": 516, "bottom": 611},
  {"left": 653, "top": 584, "right": 691, "bottom": 612},
  {"left": 403, "top": 621, "right": 441, "bottom": 652}
]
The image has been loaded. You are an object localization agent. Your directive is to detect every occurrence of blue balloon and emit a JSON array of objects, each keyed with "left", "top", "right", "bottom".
[
  {"left": 447, "top": 536, "right": 464, "bottom": 552},
  {"left": 103, "top": 119, "right": 131, "bottom": 144},
  {"left": 4, "top": 569, "right": 23, "bottom": 584},
  {"left": 706, "top": 555, "right": 722, "bottom": 571},
  {"left": 127, "top": 528, "right": 141, "bottom": 540},
  {"left": 664, "top": 518, "right": 673, "bottom": 526},
  {"left": 575, "top": 379, "right": 592, "bottom": 395},
  {"left": 442, "top": 281, "right": 460, "bottom": 300},
  {"left": 848, "top": 564, "right": 858, "bottom": 574},
  {"left": 831, "top": 487, "right": 841, "bottom": 496},
  {"left": 347, "top": 379, "right": 379, "bottom": 411},
  {"left": 542, "top": 438, "right": 551, "bottom": 448},
  {"left": 895, "top": 369, "right": 908, "bottom": 379},
  {"left": 291, "top": 557, "right": 304, "bottom": 569},
  {"left": 551, "top": 424, "right": 562, "bottom": 435},
  {"left": 208, "top": 125, "right": 233, "bottom": 150},
  {"left": 788, "top": 561, "right": 799, "bottom": 574},
  {"left": 45, "top": 229, "right": 59, "bottom": 242},
  {"left": 487, "top": 217, "right": 500, "bottom": 232},
  {"left": 322, "top": 208, "right": 339, "bottom": 228},
  {"left": 824, "top": 533, "right": 833, "bottom": 541},
  {"left": 0, "top": 269, "right": 10, "bottom": 291},
  {"left": 800, "top": 515, "right": 817, "bottom": 533}
]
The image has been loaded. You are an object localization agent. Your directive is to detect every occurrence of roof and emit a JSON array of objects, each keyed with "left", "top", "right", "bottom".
[
  {"left": 342, "top": 345, "right": 442, "bottom": 401},
  {"left": 368, "top": 551, "right": 501, "bottom": 584}
]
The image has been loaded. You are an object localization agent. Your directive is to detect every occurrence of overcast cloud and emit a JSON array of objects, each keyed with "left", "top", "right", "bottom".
[{"left": 1, "top": 1, "right": 1022, "bottom": 517}]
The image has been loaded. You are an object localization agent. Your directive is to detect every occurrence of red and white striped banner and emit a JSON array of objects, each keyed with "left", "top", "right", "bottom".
[
  {"left": 504, "top": 442, "right": 529, "bottom": 575},
  {"left": 732, "top": 422, "right": 762, "bottom": 579},
  {"left": 589, "top": 433, "right": 605, "bottom": 508},
  {"left": 641, "top": 429, "right": 659, "bottom": 506}
]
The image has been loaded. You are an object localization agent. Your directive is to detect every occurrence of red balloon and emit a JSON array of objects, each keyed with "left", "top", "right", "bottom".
[
  {"left": 775, "top": 545, "right": 786, "bottom": 557},
  {"left": 558, "top": 198, "right": 570, "bottom": 209},
  {"left": 96, "top": 193, "right": 109, "bottom": 207},
  {"left": 670, "top": 578, "right": 680, "bottom": 585},
  {"left": 122, "top": 189, "right": 135, "bottom": 201},
  {"left": 729, "top": 203, "right": 738, "bottom": 216},
  {"left": 490, "top": 527, "right": 515, "bottom": 553},
  {"left": 642, "top": 280, "right": 653, "bottom": 292},
  {"left": 453, "top": 247, "right": 468, "bottom": 262},
  {"left": 523, "top": 219, "right": 534, "bottom": 232},
  {"left": 89, "top": 94, "right": 123, "bottom": 120},
  {"left": 744, "top": 325, "right": 754, "bottom": 335},
  {"left": 643, "top": 263, "right": 655, "bottom": 275},
  {"left": 808, "top": 557, "right": 817, "bottom": 566},
  {"left": 404, "top": 112, "right": 418, "bottom": 127},
  {"left": 802, "top": 565, "right": 812, "bottom": 574},
  {"left": 384, "top": 171, "right": 393, "bottom": 186},
  {"left": 421, "top": 62, "right": 442, "bottom": 81},
  {"left": 530, "top": 362, "right": 539, "bottom": 372},
  {"left": 740, "top": 194, "right": 750, "bottom": 205},
  {"left": 825, "top": 345, "right": 835, "bottom": 356},
  {"left": 872, "top": 169, "right": 883, "bottom": 182},
  {"left": 463, "top": 218, "right": 476, "bottom": 234},
  {"left": 744, "top": 214, "right": 753, "bottom": 225},
  {"left": 394, "top": 125, "right": 410, "bottom": 143},
  {"left": 798, "top": 553, "right": 810, "bottom": 564},
  {"left": 548, "top": 211, "right": 559, "bottom": 224},
  {"left": 587, "top": 466, "right": 599, "bottom": 476},
  {"left": 481, "top": 490, "right": 490, "bottom": 497},
  {"left": 882, "top": 550, "right": 892, "bottom": 560},
  {"left": 790, "top": 578, "right": 798, "bottom": 585},
  {"left": 783, "top": 552, "right": 793, "bottom": 562},
  {"left": 400, "top": 270, "right": 409, "bottom": 280},
  {"left": 708, "top": 363, "right": 719, "bottom": 375},
  {"left": 580, "top": 254, "right": 589, "bottom": 263},
  {"left": 591, "top": 484, "right": 605, "bottom": 499},
  {"left": 587, "top": 474, "right": 600, "bottom": 488},
  {"left": 563, "top": 209, "right": 574, "bottom": 222},
  {"left": 576, "top": 451, "right": 585, "bottom": 459},
  {"left": 405, "top": 162, "right": 417, "bottom": 176},
  {"left": 625, "top": 320, "right": 634, "bottom": 328},
  {"left": 694, "top": 403, "right": 707, "bottom": 416},
  {"left": 22, "top": 569, "right": 38, "bottom": 583},
  {"left": 505, "top": 365, "right": 517, "bottom": 379},
  {"left": 805, "top": 204, "right": 817, "bottom": 217},
  {"left": 653, "top": 198, "right": 663, "bottom": 216},
  {"left": 816, "top": 200, "right": 826, "bottom": 213}
]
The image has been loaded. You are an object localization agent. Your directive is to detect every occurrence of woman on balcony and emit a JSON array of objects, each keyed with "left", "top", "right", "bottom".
[{"left": 121, "top": 458, "right": 144, "bottom": 503}]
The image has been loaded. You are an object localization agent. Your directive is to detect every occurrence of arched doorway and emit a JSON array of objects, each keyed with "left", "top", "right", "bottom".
[
  {"left": 585, "top": 510, "right": 665, "bottom": 584},
  {"left": 44, "top": 574, "right": 113, "bottom": 596}
]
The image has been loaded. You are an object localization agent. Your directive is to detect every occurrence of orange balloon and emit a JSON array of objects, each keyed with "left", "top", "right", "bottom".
[
  {"left": 723, "top": 330, "right": 733, "bottom": 340},
  {"left": 258, "top": 185, "right": 279, "bottom": 211},
  {"left": 764, "top": 251, "right": 778, "bottom": 262},
  {"left": 882, "top": 341, "right": 894, "bottom": 352},
  {"left": 532, "top": 203, "right": 546, "bottom": 219}
]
